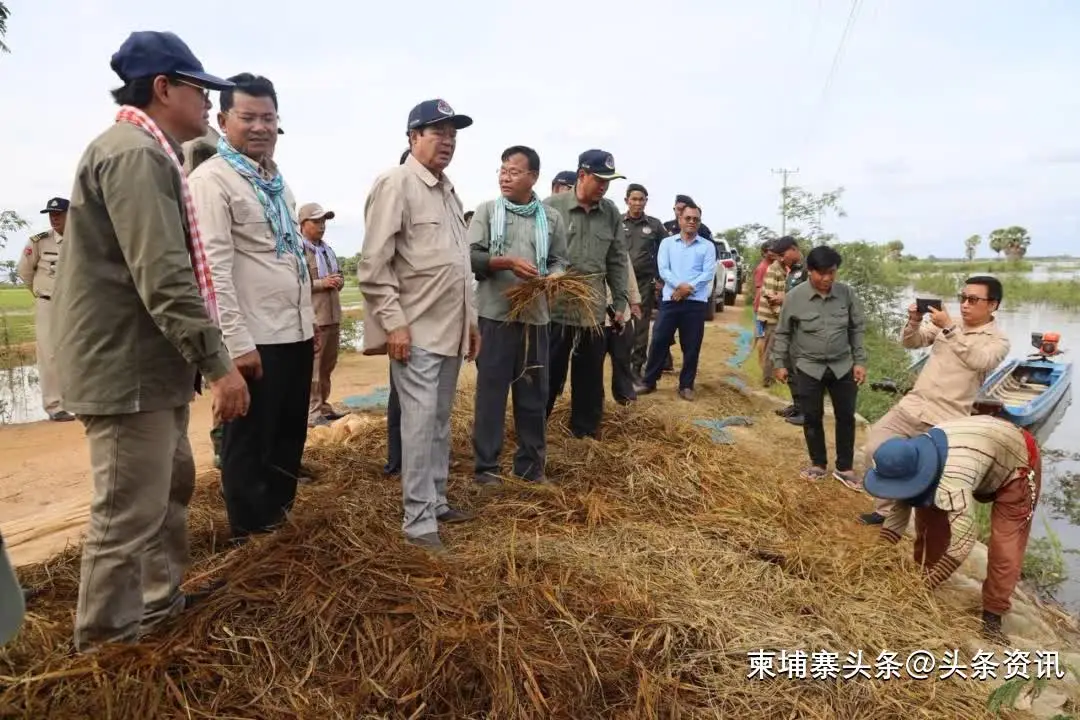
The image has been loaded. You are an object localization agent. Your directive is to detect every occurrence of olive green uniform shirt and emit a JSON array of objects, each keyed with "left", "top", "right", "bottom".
[
  {"left": 53, "top": 122, "right": 232, "bottom": 416},
  {"left": 620, "top": 213, "right": 667, "bottom": 280},
  {"left": 468, "top": 198, "right": 569, "bottom": 325},
  {"left": 770, "top": 280, "right": 868, "bottom": 380},
  {"left": 542, "top": 191, "right": 629, "bottom": 327}
]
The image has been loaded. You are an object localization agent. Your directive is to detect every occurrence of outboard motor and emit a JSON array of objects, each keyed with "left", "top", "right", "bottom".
[{"left": 1030, "top": 331, "right": 1061, "bottom": 357}]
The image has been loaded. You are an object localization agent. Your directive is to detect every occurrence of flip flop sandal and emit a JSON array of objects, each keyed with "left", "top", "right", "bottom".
[
  {"left": 800, "top": 467, "right": 828, "bottom": 481},
  {"left": 833, "top": 470, "right": 863, "bottom": 492}
]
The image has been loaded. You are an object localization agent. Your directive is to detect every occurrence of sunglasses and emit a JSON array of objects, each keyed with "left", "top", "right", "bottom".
[{"left": 957, "top": 293, "right": 991, "bottom": 305}]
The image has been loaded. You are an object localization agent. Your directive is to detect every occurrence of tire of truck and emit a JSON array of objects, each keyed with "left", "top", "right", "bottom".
[
  {"left": 725, "top": 290, "right": 737, "bottom": 306},
  {"left": 705, "top": 280, "right": 717, "bottom": 320}
]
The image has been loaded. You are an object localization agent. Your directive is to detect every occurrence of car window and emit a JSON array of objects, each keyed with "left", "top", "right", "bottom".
[{"left": 718, "top": 250, "right": 732, "bottom": 260}]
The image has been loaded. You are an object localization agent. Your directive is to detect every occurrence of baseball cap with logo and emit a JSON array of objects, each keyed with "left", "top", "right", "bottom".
[
  {"left": 298, "top": 203, "right": 336, "bottom": 222},
  {"left": 577, "top": 149, "right": 625, "bottom": 181},
  {"left": 552, "top": 170, "right": 577, "bottom": 188},
  {"left": 0, "top": 531, "right": 26, "bottom": 646},
  {"left": 406, "top": 99, "right": 473, "bottom": 132},
  {"left": 110, "top": 31, "right": 235, "bottom": 90},
  {"left": 39, "top": 197, "right": 70, "bottom": 214}
]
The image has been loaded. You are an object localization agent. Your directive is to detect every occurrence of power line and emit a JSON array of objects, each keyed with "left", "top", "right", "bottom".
[
  {"left": 772, "top": 168, "right": 800, "bottom": 235},
  {"left": 800, "top": 0, "right": 863, "bottom": 153}
]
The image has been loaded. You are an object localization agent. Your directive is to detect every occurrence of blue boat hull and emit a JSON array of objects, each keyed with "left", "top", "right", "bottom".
[{"left": 975, "top": 358, "right": 1073, "bottom": 427}]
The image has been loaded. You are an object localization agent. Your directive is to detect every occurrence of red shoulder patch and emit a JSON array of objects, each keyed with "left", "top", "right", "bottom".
[{"left": 25, "top": 247, "right": 33, "bottom": 256}]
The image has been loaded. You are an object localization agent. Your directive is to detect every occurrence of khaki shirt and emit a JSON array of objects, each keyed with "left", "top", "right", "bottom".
[
  {"left": 468, "top": 198, "right": 569, "bottom": 325},
  {"left": 53, "top": 122, "right": 232, "bottom": 415},
  {"left": 882, "top": 416, "right": 1031, "bottom": 567},
  {"left": 620, "top": 213, "right": 667, "bottom": 280},
  {"left": 604, "top": 253, "right": 641, "bottom": 326},
  {"left": 16, "top": 229, "right": 62, "bottom": 298},
  {"left": 304, "top": 242, "right": 343, "bottom": 326},
  {"left": 357, "top": 155, "right": 475, "bottom": 357},
  {"left": 189, "top": 155, "right": 315, "bottom": 359},
  {"left": 771, "top": 281, "right": 868, "bottom": 380},
  {"left": 543, "top": 191, "right": 629, "bottom": 326},
  {"left": 897, "top": 317, "right": 1010, "bottom": 425}
]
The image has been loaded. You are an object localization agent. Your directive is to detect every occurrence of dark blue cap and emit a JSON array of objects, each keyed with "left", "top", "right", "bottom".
[
  {"left": 552, "top": 170, "right": 577, "bottom": 187},
  {"left": 110, "top": 31, "right": 235, "bottom": 90},
  {"left": 578, "top": 149, "right": 625, "bottom": 181},
  {"left": 406, "top": 98, "right": 473, "bottom": 132},
  {"left": 40, "top": 197, "right": 69, "bottom": 214}
]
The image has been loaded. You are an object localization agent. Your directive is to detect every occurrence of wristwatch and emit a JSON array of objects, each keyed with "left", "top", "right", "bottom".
[{"left": 943, "top": 325, "right": 958, "bottom": 337}]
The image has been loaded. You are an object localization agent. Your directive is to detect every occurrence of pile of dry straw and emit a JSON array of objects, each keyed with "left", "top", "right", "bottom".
[{"left": 0, "top": 374, "right": 1048, "bottom": 718}]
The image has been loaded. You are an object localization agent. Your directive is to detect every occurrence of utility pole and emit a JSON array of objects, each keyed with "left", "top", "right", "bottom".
[{"left": 771, "top": 167, "right": 799, "bottom": 236}]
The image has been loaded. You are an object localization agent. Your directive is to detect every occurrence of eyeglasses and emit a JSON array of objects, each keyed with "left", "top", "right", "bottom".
[
  {"left": 682, "top": 217, "right": 701, "bottom": 224},
  {"left": 174, "top": 78, "right": 210, "bottom": 100},
  {"left": 497, "top": 167, "right": 533, "bottom": 180},
  {"left": 957, "top": 293, "right": 990, "bottom": 305}
]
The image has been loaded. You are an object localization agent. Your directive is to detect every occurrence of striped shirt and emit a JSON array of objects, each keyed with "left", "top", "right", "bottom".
[
  {"left": 882, "top": 416, "right": 1032, "bottom": 571},
  {"left": 755, "top": 260, "right": 788, "bottom": 324}
]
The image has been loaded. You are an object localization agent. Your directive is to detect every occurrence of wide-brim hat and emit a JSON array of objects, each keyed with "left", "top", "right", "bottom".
[
  {"left": 0, "top": 534, "right": 25, "bottom": 646},
  {"left": 863, "top": 428, "right": 948, "bottom": 501}
]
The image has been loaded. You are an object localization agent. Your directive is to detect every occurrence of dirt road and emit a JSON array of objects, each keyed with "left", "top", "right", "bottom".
[{"left": 0, "top": 352, "right": 397, "bottom": 566}]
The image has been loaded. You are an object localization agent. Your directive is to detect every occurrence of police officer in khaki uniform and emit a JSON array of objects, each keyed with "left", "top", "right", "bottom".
[{"left": 16, "top": 197, "right": 74, "bottom": 421}]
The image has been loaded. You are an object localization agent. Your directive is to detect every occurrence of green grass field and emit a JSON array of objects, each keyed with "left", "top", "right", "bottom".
[
  {"left": 0, "top": 284, "right": 365, "bottom": 352},
  {"left": 0, "top": 287, "right": 38, "bottom": 348},
  {"left": 0, "top": 287, "right": 36, "bottom": 312}
]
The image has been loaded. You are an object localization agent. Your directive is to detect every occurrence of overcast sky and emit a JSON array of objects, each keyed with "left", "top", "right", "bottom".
[{"left": 2, "top": 0, "right": 1079, "bottom": 261}]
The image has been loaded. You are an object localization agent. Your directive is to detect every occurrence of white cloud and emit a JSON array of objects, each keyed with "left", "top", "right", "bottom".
[{"left": 1, "top": 0, "right": 1078, "bottom": 261}]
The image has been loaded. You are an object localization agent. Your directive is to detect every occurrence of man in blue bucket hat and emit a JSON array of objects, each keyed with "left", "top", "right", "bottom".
[{"left": 864, "top": 414, "right": 1042, "bottom": 643}]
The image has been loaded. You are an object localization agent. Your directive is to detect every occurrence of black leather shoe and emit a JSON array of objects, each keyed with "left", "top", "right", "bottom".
[{"left": 437, "top": 508, "right": 476, "bottom": 524}]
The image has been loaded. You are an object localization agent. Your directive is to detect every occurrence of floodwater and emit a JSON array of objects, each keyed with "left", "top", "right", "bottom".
[{"left": 990, "top": 305, "right": 1080, "bottom": 612}]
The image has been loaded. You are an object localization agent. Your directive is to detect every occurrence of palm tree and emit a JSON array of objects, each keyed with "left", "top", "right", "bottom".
[{"left": 0, "top": 2, "right": 10, "bottom": 54}]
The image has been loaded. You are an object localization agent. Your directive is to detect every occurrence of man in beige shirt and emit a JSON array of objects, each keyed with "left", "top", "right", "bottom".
[
  {"left": 300, "top": 202, "right": 346, "bottom": 427},
  {"left": 53, "top": 31, "right": 248, "bottom": 651},
  {"left": 858, "top": 276, "right": 1010, "bottom": 525},
  {"left": 16, "top": 196, "right": 73, "bottom": 421},
  {"left": 190, "top": 73, "right": 318, "bottom": 540},
  {"left": 357, "top": 98, "right": 481, "bottom": 553}
]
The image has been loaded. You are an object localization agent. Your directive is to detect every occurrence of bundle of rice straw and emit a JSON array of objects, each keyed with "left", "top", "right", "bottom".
[{"left": 504, "top": 271, "right": 602, "bottom": 329}]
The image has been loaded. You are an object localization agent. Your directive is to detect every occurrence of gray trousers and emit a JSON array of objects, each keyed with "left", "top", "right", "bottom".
[
  {"left": 391, "top": 347, "right": 462, "bottom": 538},
  {"left": 75, "top": 405, "right": 194, "bottom": 650},
  {"left": 473, "top": 318, "right": 549, "bottom": 481}
]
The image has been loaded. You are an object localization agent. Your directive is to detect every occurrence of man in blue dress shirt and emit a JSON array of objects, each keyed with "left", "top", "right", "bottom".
[{"left": 634, "top": 201, "right": 717, "bottom": 401}]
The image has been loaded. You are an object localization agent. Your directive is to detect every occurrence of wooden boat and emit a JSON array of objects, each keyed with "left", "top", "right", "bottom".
[{"left": 972, "top": 332, "right": 1072, "bottom": 426}]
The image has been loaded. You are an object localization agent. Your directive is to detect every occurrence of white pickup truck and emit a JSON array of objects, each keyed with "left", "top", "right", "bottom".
[{"left": 706, "top": 238, "right": 739, "bottom": 320}]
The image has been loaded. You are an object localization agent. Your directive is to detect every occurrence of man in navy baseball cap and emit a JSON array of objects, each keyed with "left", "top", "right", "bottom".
[
  {"left": 577, "top": 149, "right": 626, "bottom": 181},
  {"left": 110, "top": 31, "right": 234, "bottom": 90},
  {"left": 550, "top": 170, "right": 577, "bottom": 195},
  {"left": 406, "top": 98, "right": 473, "bottom": 132}
]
